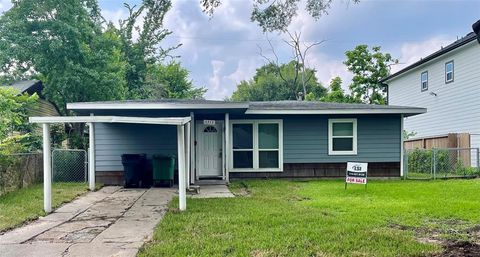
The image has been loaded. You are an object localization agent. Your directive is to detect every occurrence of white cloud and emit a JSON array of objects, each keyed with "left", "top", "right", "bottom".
[
  {"left": 207, "top": 60, "right": 227, "bottom": 99},
  {"left": 101, "top": 8, "right": 128, "bottom": 28},
  {"left": 0, "top": 0, "right": 12, "bottom": 13},
  {"left": 393, "top": 36, "right": 456, "bottom": 72}
]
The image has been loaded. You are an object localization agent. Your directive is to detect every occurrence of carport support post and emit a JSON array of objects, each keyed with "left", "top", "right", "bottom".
[
  {"left": 88, "top": 122, "right": 95, "bottom": 191},
  {"left": 177, "top": 125, "right": 186, "bottom": 211},
  {"left": 42, "top": 123, "right": 52, "bottom": 213},
  {"left": 185, "top": 122, "right": 191, "bottom": 189}
]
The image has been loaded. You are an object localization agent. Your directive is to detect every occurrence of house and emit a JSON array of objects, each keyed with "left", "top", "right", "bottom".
[
  {"left": 30, "top": 99, "right": 425, "bottom": 211},
  {"left": 67, "top": 100, "right": 426, "bottom": 183},
  {"left": 2, "top": 80, "right": 61, "bottom": 117},
  {"left": 382, "top": 20, "right": 480, "bottom": 150}
]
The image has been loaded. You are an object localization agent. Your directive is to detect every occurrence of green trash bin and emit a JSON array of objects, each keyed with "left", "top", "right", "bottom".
[{"left": 152, "top": 155, "right": 175, "bottom": 187}]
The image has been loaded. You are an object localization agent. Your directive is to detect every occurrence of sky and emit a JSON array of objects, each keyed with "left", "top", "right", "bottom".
[{"left": 1, "top": 0, "right": 479, "bottom": 99}]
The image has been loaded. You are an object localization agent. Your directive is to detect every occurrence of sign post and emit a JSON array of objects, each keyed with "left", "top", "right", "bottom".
[{"left": 345, "top": 162, "right": 368, "bottom": 190}]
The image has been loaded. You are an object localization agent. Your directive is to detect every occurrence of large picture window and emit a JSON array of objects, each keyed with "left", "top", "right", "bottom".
[
  {"left": 328, "top": 119, "right": 357, "bottom": 155},
  {"left": 230, "top": 120, "right": 283, "bottom": 171}
]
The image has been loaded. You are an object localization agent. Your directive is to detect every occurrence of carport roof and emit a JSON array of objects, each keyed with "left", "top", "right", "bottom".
[{"left": 67, "top": 99, "right": 426, "bottom": 116}]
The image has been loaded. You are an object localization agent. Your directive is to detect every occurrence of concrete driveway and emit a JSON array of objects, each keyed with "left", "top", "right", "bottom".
[{"left": 0, "top": 186, "right": 175, "bottom": 257}]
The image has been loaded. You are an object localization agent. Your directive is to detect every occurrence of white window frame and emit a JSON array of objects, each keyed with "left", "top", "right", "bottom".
[
  {"left": 445, "top": 60, "right": 454, "bottom": 84},
  {"left": 328, "top": 118, "right": 357, "bottom": 155},
  {"left": 421, "top": 71, "right": 428, "bottom": 91},
  {"left": 229, "top": 119, "right": 283, "bottom": 172}
]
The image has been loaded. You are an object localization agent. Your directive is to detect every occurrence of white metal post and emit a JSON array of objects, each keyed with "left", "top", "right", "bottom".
[
  {"left": 190, "top": 112, "right": 195, "bottom": 184},
  {"left": 177, "top": 125, "right": 186, "bottom": 211},
  {"left": 225, "top": 113, "right": 230, "bottom": 183},
  {"left": 88, "top": 122, "right": 95, "bottom": 191},
  {"left": 400, "top": 114, "right": 404, "bottom": 178},
  {"left": 185, "top": 122, "right": 191, "bottom": 189},
  {"left": 42, "top": 123, "right": 52, "bottom": 213}
]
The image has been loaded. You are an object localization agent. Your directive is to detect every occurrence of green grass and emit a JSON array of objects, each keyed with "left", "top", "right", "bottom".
[
  {"left": 0, "top": 182, "right": 92, "bottom": 232},
  {"left": 139, "top": 179, "right": 480, "bottom": 257}
]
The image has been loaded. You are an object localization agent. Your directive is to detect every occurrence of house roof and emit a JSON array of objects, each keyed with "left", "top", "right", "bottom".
[
  {"left": 1, "top": 80, "right": 44, "bottom": 96},
  {"left": 381, "top": 32, "right": 478, "bottom": 83},
  {"left": 67, "top": 99, "right": 426, "bottom": 116}
]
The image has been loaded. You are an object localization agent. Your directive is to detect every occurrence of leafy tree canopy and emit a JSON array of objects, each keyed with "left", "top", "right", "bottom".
[
  {"left": 231, "top": 61, "right": 326, "bottom": 101},
  {"left": 0, "top": 87, "right": 40, "bottom": 153},
  {"left": 202, "top": 0, "right": 360, "bottom": 32},
  {"left": 0, "top": 0, "right": 127, "bottom": 114},
  {"left": 145, "top": 61, "right": 206, "bottom": 99},
  {"left": 344, "top": 45, "right": 398, "bottom": 104}
]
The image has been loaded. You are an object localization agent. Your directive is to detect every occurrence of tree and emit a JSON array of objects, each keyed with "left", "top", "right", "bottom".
[
  {"left": 202, "top": 0, "right": 360, "bottom": 32},
  {"left": 145, "top": 62, "right": 206, "bottom": 99},
  {"left": 0, "top": 0, "right": 128, "bottom": 114},
  {"left": 231, "top": 61, "right": 326, "bottom": 101},
  {"left": 118, "top": 0, "right": 179, "bottom": 99},
  {"left": 317, "top": 76, "right": 347, "bottom": 102},
  {"left": 0, "top": 87, "right": 40, "bottom": 153},
  {"left": 344, "top": 45, "right": 398, "bottom": 104}
]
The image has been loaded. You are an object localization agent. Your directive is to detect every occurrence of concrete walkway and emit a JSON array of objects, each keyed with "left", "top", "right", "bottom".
[
  {"left": 190, "top": 184, "right": 235, "bottom": 199},
  {"left": 0, "top": 186, "right": 175, "bottom": 257}
]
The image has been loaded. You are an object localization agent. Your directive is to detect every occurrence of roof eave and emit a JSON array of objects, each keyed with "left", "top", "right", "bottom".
[
  {"left": 67, "top": 102, "right": 250, "bottom": 110},
  {"left": 245, "top": 108, "right": 426, "bottom": 116},
  {"left": 381, "top": 35, "right": 477, "bottom": 83}
]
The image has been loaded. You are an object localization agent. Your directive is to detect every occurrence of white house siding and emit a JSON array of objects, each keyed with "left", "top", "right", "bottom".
[{"left": 388, "top": 40, "right": 480, "bottom": 152}]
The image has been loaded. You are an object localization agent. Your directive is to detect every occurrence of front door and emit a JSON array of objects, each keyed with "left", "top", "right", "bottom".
[{"left": 196, "top": 122, "right": 223, "bottom": 178}]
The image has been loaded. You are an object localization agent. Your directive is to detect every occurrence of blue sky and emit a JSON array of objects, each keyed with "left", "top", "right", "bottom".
[{"left": 1, "top": 0, "right": 479, "bottom": 99}]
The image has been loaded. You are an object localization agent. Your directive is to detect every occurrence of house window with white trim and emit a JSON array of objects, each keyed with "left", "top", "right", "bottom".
[
  {"left": 328, "top": 119, "right": 357, "bottom": 155},
  {"left": 445, "top": 61, "right": 454, "bottom": 83},
  {"left": 420, "top": 71, "right": 428, "bottom": 91},
  {"left": 231, "top": 120, "right": 283, "bottom": 171}
]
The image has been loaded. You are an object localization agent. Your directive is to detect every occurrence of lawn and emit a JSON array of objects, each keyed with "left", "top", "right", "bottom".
[
  {"left": 140, "top": 179, "right": 480, "bottom": 257},
  {"left": 0, "top": 182, "right": 92, "bottom": 232}
]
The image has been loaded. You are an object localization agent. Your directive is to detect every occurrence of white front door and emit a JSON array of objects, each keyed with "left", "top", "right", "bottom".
[{"left": 197, "top": 122, "right": 223, "bottom": 177}]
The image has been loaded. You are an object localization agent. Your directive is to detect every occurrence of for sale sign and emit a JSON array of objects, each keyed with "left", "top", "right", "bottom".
[{"left": 345, "top": 162, "right": 368, "bottom": 185}]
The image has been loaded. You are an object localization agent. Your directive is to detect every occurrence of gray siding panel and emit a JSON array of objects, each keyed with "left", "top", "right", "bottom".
[
  {"left": 283, "top": 115, "right": 401, "bottom": 163},
  {"left": 94, "top": 123, "right": 177, "bottom": 172},
  {"left": 93, "top": 112, "right": 401, "bottom": 172}
]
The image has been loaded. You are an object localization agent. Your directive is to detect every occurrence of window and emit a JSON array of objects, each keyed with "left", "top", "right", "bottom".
[
  {"left": 445, "top": 61, "right": 454, "bottom": 83},
  {"left": 421, "top": 71, "right": 428, "bottom": 91},
  {"left": 203, "top": 126, "right": 218, "bottom": 133},
  {"left": 328, "top": 119, "right": 357, "bottom": 155},
  {"left": 230, "top": 120, "right": 283, "bottom": 171}
]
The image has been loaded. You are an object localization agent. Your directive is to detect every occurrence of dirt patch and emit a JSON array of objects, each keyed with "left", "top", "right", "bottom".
[
  {"left": 232, "top": 182, "right": 251, "bottom": 197},
  {"left": 390, "top": 220, "right": 480, "bottom": 256},
  {"left": 433, "top": 241, "right": 480, "bottom": 257}
]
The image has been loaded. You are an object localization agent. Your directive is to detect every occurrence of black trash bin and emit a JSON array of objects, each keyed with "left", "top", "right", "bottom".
[{"left": 121, "top": 154, "right": 147, "bottom": 188}]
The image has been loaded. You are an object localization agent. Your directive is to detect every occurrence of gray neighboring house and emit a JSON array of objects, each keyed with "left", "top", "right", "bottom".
[
  {"left": 2, "top": 80, "right": 60, "bottom": 117},
  {"left": 382, "top": 20, "right": 480, "bottom": 150},
  {"left": 66, "top": 100, "right": 425, "bottom": 185}
]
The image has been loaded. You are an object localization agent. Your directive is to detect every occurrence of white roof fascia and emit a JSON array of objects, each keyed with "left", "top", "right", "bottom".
[
  {"left": 29, "top": 116, "right": 191, "bottom": 125},
  {"left": 67, "top": 102, "right": 249, "bottom": 110},
  {"left": 244, "top": 109, "right": 426, "bottom": 115}
]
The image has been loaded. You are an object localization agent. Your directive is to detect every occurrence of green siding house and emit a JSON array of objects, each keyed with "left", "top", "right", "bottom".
[{"left": 66, "top": 100, "right": 426, "bottom": 185}]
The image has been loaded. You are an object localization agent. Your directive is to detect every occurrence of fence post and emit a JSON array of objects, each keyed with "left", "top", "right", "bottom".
[
  {"left": 432, "top": 149, "right": 436, "bottom": 180},
  {"left": 477, "top": 148, "right": 480, "bottom": 174}
]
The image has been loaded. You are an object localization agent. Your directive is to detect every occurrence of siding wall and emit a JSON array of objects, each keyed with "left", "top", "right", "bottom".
[
  {"left": 95, "top": 123, "right": 177, "bottom": 172},
  {"left": 94, "top": 113, "right": 401, "bottom": 172},
  {"left": 282, "top": 115, "right": 400, "bottom": 163},
  {"left": 388, "top": 40, "right": 480, "bottom": 150}
]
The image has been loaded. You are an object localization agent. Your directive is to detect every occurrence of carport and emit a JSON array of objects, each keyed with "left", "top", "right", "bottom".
[{"left": 29, "top": 115, "right": 191, "bottom": 213}]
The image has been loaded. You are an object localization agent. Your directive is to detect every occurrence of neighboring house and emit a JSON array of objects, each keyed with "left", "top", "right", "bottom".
[
  {"left": 382, "top": 20, "right": 480, "bottom": 150},
  {"left": 64, "top": 100, "right": 425, "bottom": 184},
  {"left": 2, "top": 80, "right": 60, "bottom": 117}
]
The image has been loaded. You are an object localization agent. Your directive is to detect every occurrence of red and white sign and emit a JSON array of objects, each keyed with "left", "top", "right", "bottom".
[{"left": 345, "top": 162, "right": 368, "bottom": 185}]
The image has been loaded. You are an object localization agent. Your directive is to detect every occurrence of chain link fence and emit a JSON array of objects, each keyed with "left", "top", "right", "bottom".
[
  {"left": 52, "top": 149, "right": 87, "bottom": 182},
  {"left": 0, "top": 153, "right": 43, "bottom": 195},
  {"left": 405, "top": 148, "right": 480, "bottom": 180}
]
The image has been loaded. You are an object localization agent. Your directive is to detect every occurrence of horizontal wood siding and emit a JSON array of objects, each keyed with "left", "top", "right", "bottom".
[
  {"left": 94, "top": 123, "right": 177, "bottom": 172},
  {"left": 282, "top": 115, "right": 401, "bottom": 163}
]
